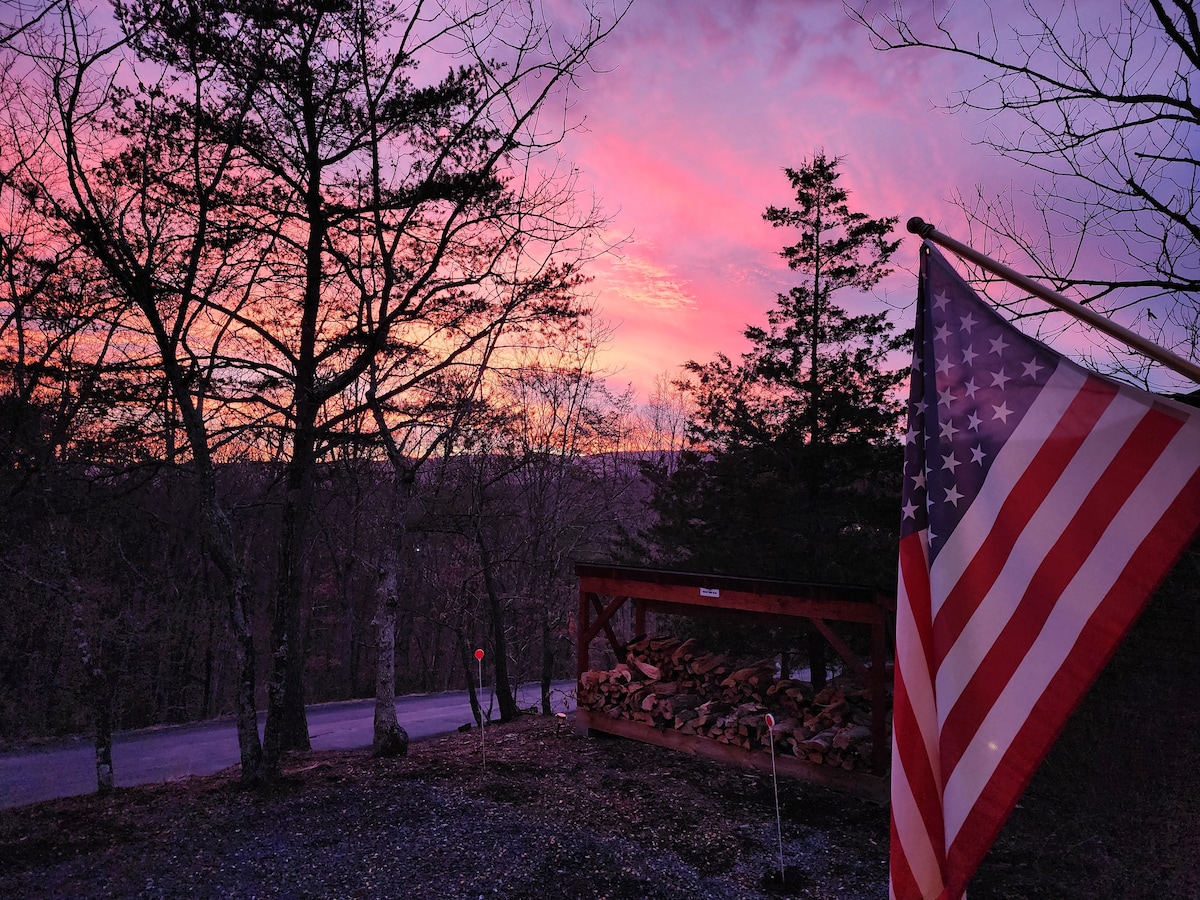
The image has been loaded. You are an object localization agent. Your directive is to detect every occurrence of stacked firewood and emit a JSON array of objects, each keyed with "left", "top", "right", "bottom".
[{"left": 578, "top": 634, "right": 887, "bottom": 771}]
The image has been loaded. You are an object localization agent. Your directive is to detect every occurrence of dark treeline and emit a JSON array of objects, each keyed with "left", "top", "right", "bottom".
[{"left": 0, "top": 427, "right": 653, "bottom": 746}]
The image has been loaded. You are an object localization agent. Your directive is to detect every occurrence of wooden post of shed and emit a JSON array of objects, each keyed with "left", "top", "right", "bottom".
[{"left": 577, "top": 585, "right": 591, "bottom": 681}]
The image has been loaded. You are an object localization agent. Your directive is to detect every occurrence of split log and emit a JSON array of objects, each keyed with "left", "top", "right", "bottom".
[
  {"left": 674, "top": 708, "right": 700, "bottom": 728},
  {"left": 627, "top": 655, "right": 662, "bottom": 681},
  {"left": 626, "top": 635, "right": 652, "bottom": 653},
  {"left": 689, "top": 653, "right": 728, "bottom": 675},
  {"left": 794, "top": 728, "right": 836, "bottom": 753},
  {"left": 649, "top": 636, "right": 682, "bottom": 654},
  {"left": 659, "top": 693, "right": 702, "bottom": 720},
  {"left": 833, "top": 724, "right": 871, "bottom": 750},
  {"left": 767, "top": 716, "right": 800, "bottom": 738},
  {"left": 672, "top": 637, "right": 701, "bottom": 665}
]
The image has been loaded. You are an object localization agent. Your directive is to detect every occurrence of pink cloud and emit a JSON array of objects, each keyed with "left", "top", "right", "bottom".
[
  {"left": 556, "top": 0, "right": 1042, "bottom": 398},
  {"left": 590, "top": 242, "right": 697, "bottom": 311}
]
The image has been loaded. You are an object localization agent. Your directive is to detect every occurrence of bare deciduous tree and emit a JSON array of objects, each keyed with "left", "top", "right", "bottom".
[
  {"left": 849, "top": 0, "right": 1200, "bottom": 384},
  {"left": 3, "top": 0, "right": 629, "bottom": 782}
]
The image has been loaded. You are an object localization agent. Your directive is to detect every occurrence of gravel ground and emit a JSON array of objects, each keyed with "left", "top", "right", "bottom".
[
  {"left": 2, "top": 710, "right": 1195, "bottom": 899},
  {"left": 0, "top": 715, "right": 890, "bottom": 899}
]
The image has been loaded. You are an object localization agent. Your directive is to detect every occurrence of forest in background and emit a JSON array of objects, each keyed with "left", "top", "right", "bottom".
[{"left": 0, "top": 422, "right": 668, "bottom": 746}]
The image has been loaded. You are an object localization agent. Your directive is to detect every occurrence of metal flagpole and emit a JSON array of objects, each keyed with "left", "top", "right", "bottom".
[{"left": 907, "top": 217, "right": 1200, "bottom": 385}]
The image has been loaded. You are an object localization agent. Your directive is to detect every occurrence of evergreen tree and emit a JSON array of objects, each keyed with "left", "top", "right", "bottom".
[{"left": 645, "top": 154, "right": 907, "bottom": 586}]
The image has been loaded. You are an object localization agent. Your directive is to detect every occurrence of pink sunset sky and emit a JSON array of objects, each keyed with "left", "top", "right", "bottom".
[{"left": 551, "top": 0, "right": 1041, "bottom": 399}]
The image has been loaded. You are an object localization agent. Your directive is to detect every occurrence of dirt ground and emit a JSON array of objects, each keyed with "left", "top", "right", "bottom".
[{"left": 0, "top": 710, "right": 1194, "bottom": 899}]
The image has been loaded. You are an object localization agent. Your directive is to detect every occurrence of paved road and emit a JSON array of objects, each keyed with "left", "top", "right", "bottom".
[{"left": 0, "top": 680, "right": 575, "bottom": 810}]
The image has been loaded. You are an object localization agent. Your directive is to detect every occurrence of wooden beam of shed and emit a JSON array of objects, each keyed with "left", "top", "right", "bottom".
[
  {"left": 577, "top": 589, "right": 592, "bottom": 680},
  {"left": 576, "top": 709, "right": 888, "bottom": 801},
  {"left": 809, "top": 617, "right": 871, "bottom": 686},
  {"left": 577, "top": 575, "right": 885, "bottom": 624}
]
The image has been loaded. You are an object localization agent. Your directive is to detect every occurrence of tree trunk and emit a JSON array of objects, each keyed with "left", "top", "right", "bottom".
[
  {"left": 460, "top": 637, "right": 483, "bottom": 727},
  {"left": 201, "top": 501, "right": 264, "bottom": 784},
  {"left": 541, "top": 607, "right": 553, "bottom": 716},
  {"left": 475, "top": 525, "right": 519, "bottom": 722},
  {"left": 372, "top": 564, "right": 408, "bottom": 757},
  {"left": 263, "top": 465, "right": 314, "bottom": 775},
  {"left": 76, "top": 610, "right": 121, "bottom": 796},
  {"left": 229, "top": 598, "right": 264, "bottom": 783},
  {"left": 370, "top": 471, "right": 420, "bottom": 753},
  {"left": 200, "top": 582, "right": 217, "bottom": 722},
  {"left": 219, "top": 541, "right": 265, "bottom": 784},
  {"left": 93, "top": 677, "right": 115, "bottom": 796}
]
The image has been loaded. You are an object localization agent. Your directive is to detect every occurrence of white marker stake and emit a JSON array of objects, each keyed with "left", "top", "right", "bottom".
[
  {"left": 765, "top": 712, "right": 784, "bottom": 884},
  {"left": 474, "top": 648, "right": 486, "bottom": 772}
]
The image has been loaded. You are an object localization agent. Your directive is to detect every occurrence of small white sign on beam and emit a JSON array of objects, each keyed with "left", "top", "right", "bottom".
[{"left": 699, "top": 587, "right": 720, "bottom": 598}]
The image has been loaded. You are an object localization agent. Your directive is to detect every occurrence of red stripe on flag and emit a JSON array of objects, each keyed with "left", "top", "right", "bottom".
[
  {"left": 938, "top": 403, "right": 1186, "bottom": 777},
  {"left": 942, "top": 460, "right": 1200, "bottom": 897},
  {"left": 889, "top": 814, "right": 927, "bottom": 900},
  {"left": 932, "top": 377, "right": 1117, "bottom": 665}
]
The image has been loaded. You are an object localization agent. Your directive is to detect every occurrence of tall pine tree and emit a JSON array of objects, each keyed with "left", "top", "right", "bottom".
[{"left": 645, "top": 153, "right": 907, "bottom": 586}]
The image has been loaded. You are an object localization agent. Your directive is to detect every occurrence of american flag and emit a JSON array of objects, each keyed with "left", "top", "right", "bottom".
[{"left": 889, "top": 243, "right": 1200, "bottom": 900}]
